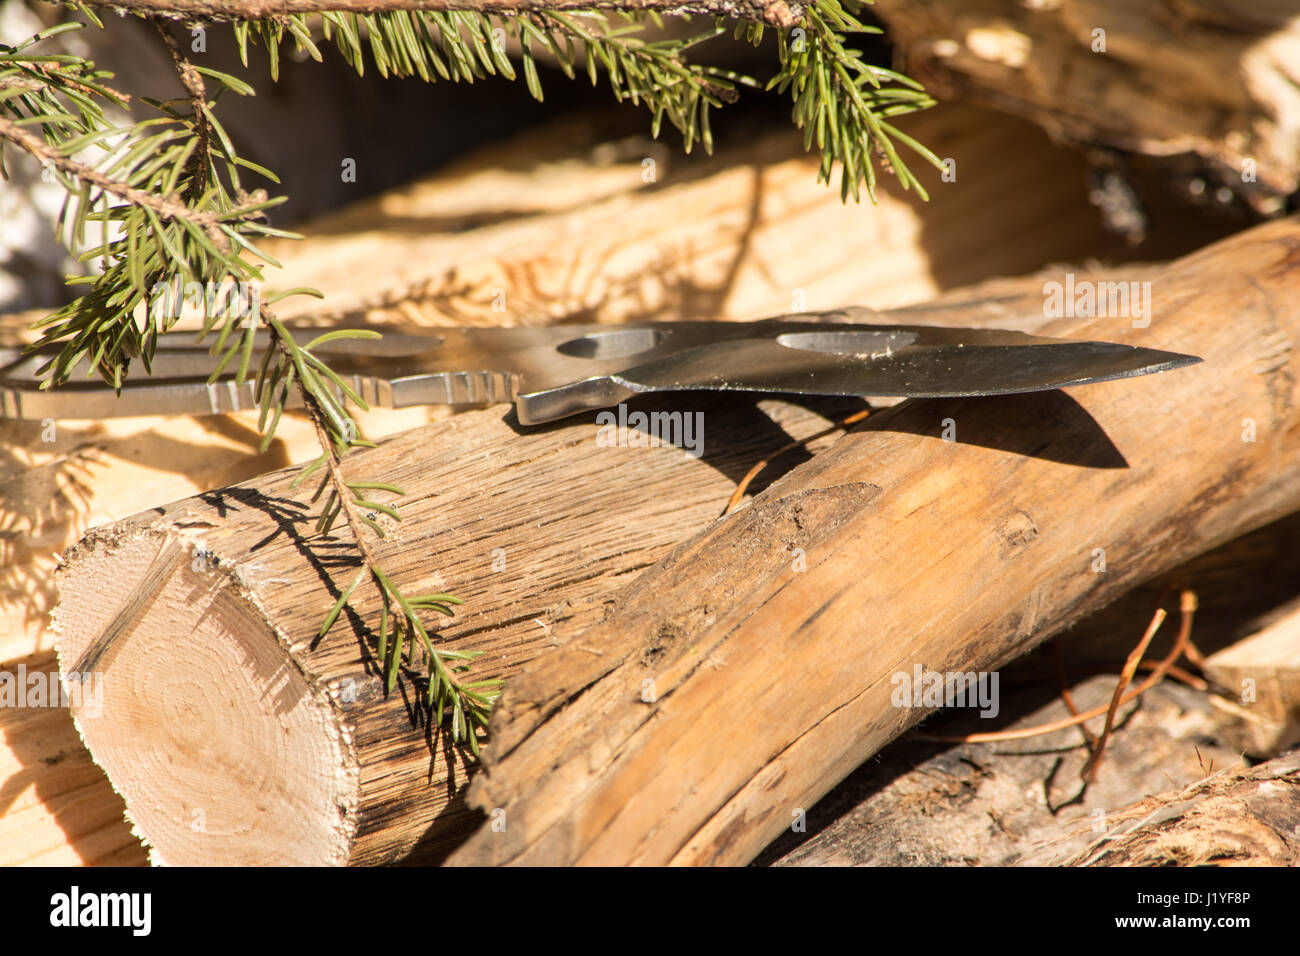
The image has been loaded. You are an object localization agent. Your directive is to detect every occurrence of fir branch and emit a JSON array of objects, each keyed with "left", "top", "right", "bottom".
[
  {"left": 155, "top": 28, "right": 497, "bottom": 747},
  {"left": 70, "top": 0, "right": 807, "bottom": 25},
  {"left": 759, "top": 0, "right": 941, "bottom": 200},
  {"left": 276, "top": 317, "right": 499, "bottom": 750},
  {"left": 153, "top": 20, "right": 213, "bottom": 202}
]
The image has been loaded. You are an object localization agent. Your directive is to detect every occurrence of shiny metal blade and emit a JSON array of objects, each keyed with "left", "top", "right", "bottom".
[
  {"left": 0, "top": 319, "right": 1201, "bottom": 425},
  {"left": 511, "top": 323, "right": 1202, "bottom": 423}
]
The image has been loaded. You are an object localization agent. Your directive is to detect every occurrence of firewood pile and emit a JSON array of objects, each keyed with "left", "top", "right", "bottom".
[{"left": 2, "top": 0, "right": 1297, "bottom": 868}]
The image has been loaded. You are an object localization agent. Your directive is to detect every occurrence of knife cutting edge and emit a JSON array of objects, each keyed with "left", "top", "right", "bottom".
[{"left": 0, "top": 310, "right": 1201, "bottom": 426}]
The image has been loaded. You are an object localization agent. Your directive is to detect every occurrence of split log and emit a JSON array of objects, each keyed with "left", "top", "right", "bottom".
[
  {"left": 41, "top": 285, "right": 1097, "bottom": 867},
  {"left": 447, "top": 217, "right": 1300, "bottom": 865},
  {"left": 1203, "top": 600, "right": 1300, "bottom": 758},
  {"left": 50, "top": 392, "right": 869, "bottom": 865}
]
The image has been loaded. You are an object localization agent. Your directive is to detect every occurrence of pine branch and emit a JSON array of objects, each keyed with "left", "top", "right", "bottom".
[
  {"left": 4, "top": 19, "right": 497, "bottom": 748},
  {"left": 275, "top": 317, "right": 499, "bottom": 750},
  {"left": 0, "top": 111, "right": 256, "bottom": 244},
  {"left": 70, "top": 0, "right": 806, "bottom": 26}
]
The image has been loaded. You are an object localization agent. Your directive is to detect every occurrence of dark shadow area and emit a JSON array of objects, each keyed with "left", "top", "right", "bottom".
[
  {"left": 500, "top": 390, "right": 870, "bottom": 493},
  {"left": 505, "top": 386, "right": 1126, "bottom": 475},
  {"left": 859, "top": 389, "right": 1129, "bottom": 469},
  {"left": 396, "top": 734, "right": 486, "bottom": 865}
]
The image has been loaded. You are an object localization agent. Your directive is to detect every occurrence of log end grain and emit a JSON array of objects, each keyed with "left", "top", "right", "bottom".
[{"left": 52, "top": 528, "right": 358, "bottom": 865}]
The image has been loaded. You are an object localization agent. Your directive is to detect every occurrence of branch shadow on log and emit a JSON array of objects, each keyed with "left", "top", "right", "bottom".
[
  {"left": 193, "top": 487, "right": 493, "bottom": 760},
  {"left": 193, "top": 487, "right": 380, "bottom": 665}
]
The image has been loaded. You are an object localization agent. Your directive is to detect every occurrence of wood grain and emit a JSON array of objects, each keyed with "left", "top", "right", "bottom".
[
  {"left": 447, "top": 217, "right": 1300, "bottom": 865},
  {"left": 1204, "top": 600, "right": 1300, "bottom": 758}
]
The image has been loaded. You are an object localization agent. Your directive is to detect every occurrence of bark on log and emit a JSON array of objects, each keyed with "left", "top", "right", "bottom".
[
  {"left": 447, "top": 217, "right": 1300, "bottom": 865},
  {"left": 1044, "top": 751, "right": 1300, "bottom": 867},
  {"left": 764, "top": 678, "right": 1248, "bottom": 867},
  {"left": 763, "top": 508, "right": 1300, "bottom": 865}
]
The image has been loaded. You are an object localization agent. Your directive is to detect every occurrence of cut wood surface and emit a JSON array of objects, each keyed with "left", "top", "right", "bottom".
[
  {"left": 50, "top": 391, "right": 871, "bottom": 864},
  {"left": 1204, "top": 600, "right": 1300, "bottom": 758},
  {"left": 446, "top": 217, "right": 1300, "bottom": 865}
]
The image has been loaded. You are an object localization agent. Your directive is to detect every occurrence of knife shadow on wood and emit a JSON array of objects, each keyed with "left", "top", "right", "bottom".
[
  {"left": 499, "top": 393, "right": 874, "bottom": 496},
  {"left": 504, "top": 387, "right": 1127, "bottom": 478},
  {"left": 856, "top": 390, "right": 1129, "bottom": 470}
]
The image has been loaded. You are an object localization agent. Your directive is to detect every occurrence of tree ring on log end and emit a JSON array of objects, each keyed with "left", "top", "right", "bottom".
[{"left": 52, "top": 531, "right": 357, "bottom": 866}]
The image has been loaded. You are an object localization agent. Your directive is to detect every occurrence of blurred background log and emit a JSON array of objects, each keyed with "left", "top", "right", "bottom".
[
  {"left": 1047, "top": 751, "right": 1300, "bottom": 867},
  {"left": 875, "top": 0, "right": 1300, "bottom": 218}
]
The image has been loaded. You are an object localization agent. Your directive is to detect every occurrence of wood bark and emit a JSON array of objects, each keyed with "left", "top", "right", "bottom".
[
  {"left": 763, "top": 509, "right": 1300, "bottom": 865},
  {"left": 447, "top": 217, "right": 1300, "bottom": 865},
  {"left": 1051, "top": 751, "right": 1300, "bottom": 867},
  {"left": 764, "top": 678, "right": 1250, "bottom": 866}
]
